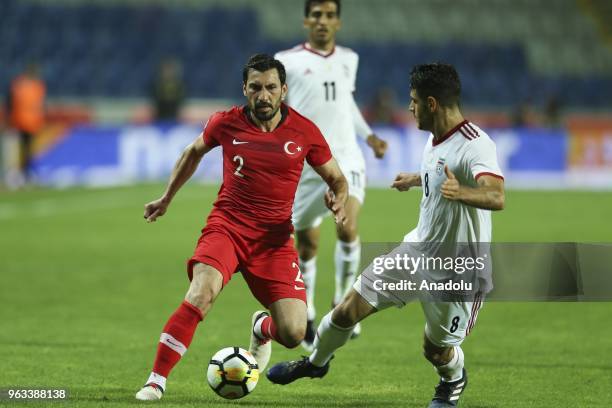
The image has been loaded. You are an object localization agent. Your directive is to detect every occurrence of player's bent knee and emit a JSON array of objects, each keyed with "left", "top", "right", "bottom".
[
  {"left": 298, "top": 247, "right": 317, "bottom": 261},
  {"left": 296, "top": 229, "right": 320, "bottom": 260},
  {"left": 186, "top": 264, "right": 223, "bottom": 313},
  {"left": 277, "top": 323, "right": 306, "bottom": 348},
  {"left": 423, "top": 341, "right": 453, "bottom": 366},
  {"left": 297, "top": 240, "right": 318, "bottom": 260},
  {"left": 337, "top": 223, "right": 358, "bottom": 242},
  {"left": 185, "top": 281, "right": 219, "bottom": 314}
]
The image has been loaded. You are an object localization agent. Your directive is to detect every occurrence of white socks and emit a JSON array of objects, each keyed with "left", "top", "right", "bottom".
[
  {"left": 300, "top": 238, "right": 360, "bottom": 324},
  {"left": 299, "top": 257, "right": 317, "bottom": 321},
  {"left": 334, "top": 238, "right": 361, "bottom": 305},
  {"left": 435, "top": 346, "right": 465, "bottom": 382},
  {"left": 309, "top": 311, "right": 354, "bottom": 367}
]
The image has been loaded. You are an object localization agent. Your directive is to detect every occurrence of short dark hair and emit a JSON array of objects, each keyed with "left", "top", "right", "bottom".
[
  {"left": 410, "top": 63, "right": 461, "bottom": 107},
  {"left": 304, "top": 0, "right": 341, "bottom": 17},
  {"left": 242, "top": 54, "right": 286, "bottom": 85}
]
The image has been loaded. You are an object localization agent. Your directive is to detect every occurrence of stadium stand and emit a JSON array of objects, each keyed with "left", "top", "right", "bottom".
[{"left": 1, "top": 0, "right": 611, "bottom": 108}]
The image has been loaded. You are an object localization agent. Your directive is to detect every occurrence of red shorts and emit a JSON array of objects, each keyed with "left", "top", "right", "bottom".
[{"left": 187, "top": 223, "right": 306, "bottom": 308}]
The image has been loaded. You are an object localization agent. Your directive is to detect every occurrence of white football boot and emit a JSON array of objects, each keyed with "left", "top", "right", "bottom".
[
  {"left": 249, "top": 310, "right": 272, "bottom": 371},
  {"left": 135, "top": 383, "right": 163, "bottom": 401}
]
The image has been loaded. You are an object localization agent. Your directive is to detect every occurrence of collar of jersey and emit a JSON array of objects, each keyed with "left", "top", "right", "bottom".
[
  {"left": 302, "top": 42, "right": 336, "bottom": 58},
  {"left": 432, "top": 120, "right": 469, "bottom": 147}
]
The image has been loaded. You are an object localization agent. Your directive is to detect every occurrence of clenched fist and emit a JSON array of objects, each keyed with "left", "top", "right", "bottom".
[
  {"left": 391, "top": 172, "right": 421, "bottom": 192},
  {"left": 144, "top": 197, "right": 170, "bottom": 222}
]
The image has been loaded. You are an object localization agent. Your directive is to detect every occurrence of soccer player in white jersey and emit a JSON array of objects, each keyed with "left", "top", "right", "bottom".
[
  {"left": 267, "top": 63, "right": 505, "bottom": 408},
  {"left": 274, "top": 0, "right": 388, "bottom": 350}
]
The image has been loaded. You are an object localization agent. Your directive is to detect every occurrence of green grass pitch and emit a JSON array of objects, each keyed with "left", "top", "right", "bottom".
[{"left": 1, "top": 185, "right": 611, "bottom": 407}]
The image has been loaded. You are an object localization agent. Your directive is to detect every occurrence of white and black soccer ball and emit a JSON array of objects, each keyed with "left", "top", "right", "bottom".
[{"left": 207, "top": 347, "right": 259, "bottom": 399}]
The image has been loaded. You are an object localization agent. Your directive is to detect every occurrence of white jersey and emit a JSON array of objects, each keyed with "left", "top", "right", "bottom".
[
  {"left": 275, "top": 43, "right": 370, "bottom": 166},
  {"left": 397, "top": 120, "right": 503, "bottom": 292},
  {"left": 353, "top": 121, "right": 500, "bottom": 336},
  {"left": 404, "top": 120, "right": 504, "bottom": 247}
]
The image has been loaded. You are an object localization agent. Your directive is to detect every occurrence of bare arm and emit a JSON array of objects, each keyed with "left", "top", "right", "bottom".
[
  {"left": 312, "top": 158, "right": 349, "bottom": 224},
  {"left": 144, "top": 133, "right": 212, "bottom": 222},
  {"left": 391, "top": 172, "right": 422, "bottom": 191},
  {"left": 440, "top": 166, "right": 505, "bottom": 211}
]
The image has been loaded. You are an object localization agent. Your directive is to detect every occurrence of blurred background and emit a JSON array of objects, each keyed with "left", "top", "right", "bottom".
[{"left": 1, "top": 0, "right": 611, "bottom": 189}]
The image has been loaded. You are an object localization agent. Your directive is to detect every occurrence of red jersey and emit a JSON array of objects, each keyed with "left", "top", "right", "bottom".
[{"left": 202, "top": 104, "right": 332, "bottom": 241}]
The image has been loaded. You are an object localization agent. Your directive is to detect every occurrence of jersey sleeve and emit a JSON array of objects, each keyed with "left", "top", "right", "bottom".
[
  {"left": 350, "top": 52, "right": 359, "bottom": 92},
  {"left": 201, "top": 112, "right": 222, "bottom": 148},
  {"left": 306, "top": 124, "right": 333, "bottom": 167},
  {"left": 351, "top": 98, "right": 373, "bottom": 140},
  {"left": 465, "top": 137, "right": 504, "bottom": 180},
  {"left": 349, "top": 52, "right": 372, "bottom": 139}
]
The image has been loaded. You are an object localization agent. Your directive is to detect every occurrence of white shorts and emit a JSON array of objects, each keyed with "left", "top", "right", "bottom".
[
  {"left": 292, "top": 158, "right": 366, "bottom": 231},
  {"left": 353, "top": 242, "right": 485, "bottom": 347}
]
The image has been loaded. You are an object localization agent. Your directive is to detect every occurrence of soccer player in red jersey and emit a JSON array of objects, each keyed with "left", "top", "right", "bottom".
[{"left": 135, "top": 54, "right": 348, "bottom": 401}]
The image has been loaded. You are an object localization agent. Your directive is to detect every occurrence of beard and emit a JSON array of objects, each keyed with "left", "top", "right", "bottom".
[
  {"left": 252, "top": 102, "right": 280, "bottom": 121},
  {"left": 416, "top": 112, "right": 434, "bottom": 131}
]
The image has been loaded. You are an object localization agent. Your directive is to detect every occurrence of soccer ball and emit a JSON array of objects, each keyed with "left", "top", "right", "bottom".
[{"left": 207, "top": 347, "right": 259, "bottom": 399}]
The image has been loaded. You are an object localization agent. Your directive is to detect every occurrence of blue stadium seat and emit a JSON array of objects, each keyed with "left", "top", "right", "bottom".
[{"left": 1, "top": 2, "right": 610, "bottom": 107}]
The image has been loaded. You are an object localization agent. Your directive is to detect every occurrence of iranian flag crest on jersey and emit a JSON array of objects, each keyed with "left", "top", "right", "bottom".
[{"left": 436, "top": 158, "right": 446, "bottom": 175}]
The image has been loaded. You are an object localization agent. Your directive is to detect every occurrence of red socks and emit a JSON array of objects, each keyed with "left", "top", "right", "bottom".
[
  {"left": 152, "top": 301, "right": 203, "bottom": 378},
  {"left": 260, "top": 316, "right": 279, "bottom": 342}
]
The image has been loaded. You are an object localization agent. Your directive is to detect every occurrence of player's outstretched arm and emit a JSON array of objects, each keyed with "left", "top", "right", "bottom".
[
  {"left": 391, "top": 172, "right": 422, "bottom": 191},
  {"left": 440, "top": 166, "right": 505, "bottom": 211},
  {"left": 366, "top": 134, "right": 388, "bottom": 159},
  {"left": 313, "top": 158, "right": 349, "bottom": 225},
  {"left": 144, "top": 133, "right": 212, "bottom": 222}
]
